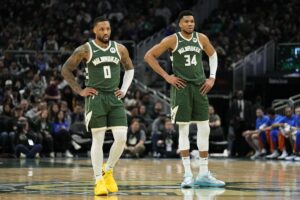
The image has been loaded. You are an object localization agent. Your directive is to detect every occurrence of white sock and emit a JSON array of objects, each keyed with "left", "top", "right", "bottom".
[
  {"left": 199, "top": 157, "right": 208, "bottom": 175},
  {"left": 106, "top": 127, "right": 127, "bottom": 171},
  {"left": 182, "top": 156, "right": 192, "bottom": 177},
  {"left": 91, "top": 128, "right": 105, "bottom": 182}
]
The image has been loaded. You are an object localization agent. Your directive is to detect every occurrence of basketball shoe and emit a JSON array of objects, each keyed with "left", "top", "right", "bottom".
[
  {"left": 103, "top": 164, "right": 118, "bottom": 193},
  {"left": 194, "top": 171, "right": 225, "bottom": 187},
  {"left": 94, "top": 178, "right": 108, "bottom": 196},
  {"left": 181, "top": 175, "right": 194, "bottom": 188}
]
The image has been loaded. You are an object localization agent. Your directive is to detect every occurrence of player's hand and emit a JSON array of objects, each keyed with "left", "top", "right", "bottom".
[
  {"left": 115, "top": 88, "right": 125, "bottom": 99},
  {"left": 165, "top": 74, "right": 186, "bottom": 89},
  {"left": 200, "top": 78, "right": 215, "bottom": 95},
  {"left": 79, "top": 87, "right": 98, "bottom": 97}
]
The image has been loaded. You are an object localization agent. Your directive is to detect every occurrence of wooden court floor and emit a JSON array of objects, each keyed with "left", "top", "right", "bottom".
[{"left": 0, "top": 158, "right": 299, "bottom": 200}]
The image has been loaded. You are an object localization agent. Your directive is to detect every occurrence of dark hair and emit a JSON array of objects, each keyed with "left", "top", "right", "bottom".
[
  {"left": 93, "top": 16, "right": 109, "bottom": 27},
  {"left": 178, "top": 10, "right": 194, "bottom": 21},
  {"left": 266, "top": 108, "right": 275, "bottom": 115}
]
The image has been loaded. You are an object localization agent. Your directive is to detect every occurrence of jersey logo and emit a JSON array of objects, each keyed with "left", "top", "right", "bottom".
[
  {"left": 193, "top": 38, "right": 197, "bottom": 43},
  {"left": 171, "top": 106, "right": 179, "bottom": 123},
  {"left": 110, "top": 47, "right": 116, "bottom": 53},
  {"left": 93, "top": 49, "right": 100, "bottom": 53},
  {"left": 178, "top": 40, "right": 184, "bottom": 43},
  {"left": 85, "top": 111, "right": 93, "bottom": 131}
]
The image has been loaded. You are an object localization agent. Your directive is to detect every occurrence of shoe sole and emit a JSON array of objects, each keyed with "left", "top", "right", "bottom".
[
  {"left": 194, "top": 182, "right": 225, "bottom": 187},
  {"left": 181, "top": 184, "right": 193, "bottom": 188}
]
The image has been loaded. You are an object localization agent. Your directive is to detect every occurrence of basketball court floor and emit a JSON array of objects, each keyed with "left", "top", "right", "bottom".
[{"left": 0, "top": 158, "right": 299, "bottom": 200}]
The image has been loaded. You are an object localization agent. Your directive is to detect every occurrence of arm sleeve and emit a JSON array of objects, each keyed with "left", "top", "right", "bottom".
[{"left": 209, "top": 51, "right": 218, "bottom": 79}]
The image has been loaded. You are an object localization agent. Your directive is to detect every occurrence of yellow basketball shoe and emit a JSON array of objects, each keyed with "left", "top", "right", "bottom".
[
  {"left": 103, "top": 164, "right": 118, "bottom": 193},
  {"left": 94, "top": 178, "right": 108, "bottom": 196}
]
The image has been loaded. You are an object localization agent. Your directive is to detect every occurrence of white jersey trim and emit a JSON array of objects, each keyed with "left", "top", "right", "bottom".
[
  {"left": 196, "top": 33, "right": 204, "bottom": 50},
  {"left": 171, "top": 34, "right": 179, "bottom": 53},
  {"left": 86, "top": 42, "right": 93, "bottom": 63},
  {"left": 178, "top": 32, "right": 193, "bottom": 41},
  {"left": 115, "top": 41, "right": 122, "bottom": 59}
]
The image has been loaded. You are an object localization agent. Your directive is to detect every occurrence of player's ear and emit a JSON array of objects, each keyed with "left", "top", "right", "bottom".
[{"left": 93, "top": 26, "right": 97, "bottom": 35}]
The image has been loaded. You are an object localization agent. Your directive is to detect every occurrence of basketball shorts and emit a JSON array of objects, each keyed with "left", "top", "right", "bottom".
[{"left": 170, "top": 83, "right": 209, "bottom": 123}]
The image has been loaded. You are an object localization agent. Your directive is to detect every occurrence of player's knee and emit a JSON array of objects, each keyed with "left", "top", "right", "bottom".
[
  {"left": 196, "top": 121, "right": 210, "bottom": 151},
  {"left": 111, "top": 127, "right": 128, "bottom": 144}
]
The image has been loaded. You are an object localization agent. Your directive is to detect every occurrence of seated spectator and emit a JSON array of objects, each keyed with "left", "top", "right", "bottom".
[
  {"left": 32, "top": 110, "right": 54, "bottom": 158},
  {"left": 14, "top": 117, "right": 42, "bottom": 158},
  {"left": 263, "top": 108, "right": 284, "bottom": 159},
  {"left": 209, "top": 105, "right": 225, "bottom": 142},
  {"left": 242, "top": 107, "right": 269, "bottom": 159},
  {"left": 272, "top": 106, "right": 297, "bottom": 160},
  {"left": 154, "top": 118, "right": 179, "bottom": 158},
  {"left": 0, "top": 103, "right": 15, "bottom": 155},
  {"left": 71, "top": 103, "right": 85, "bottom": 124},
  {"left": 123, "top": 119, "right": 146, "bottom": 158},
  {"left": 150, "top": 101, "right": 163, "bottom": 120},
  {"left": 44, "top": 79, "right": 61, "bottom": 103},
  {"left": 287, "top": 106, "right": 300, "bottom": 161},
  {"left": 151, "top": 113, "right": 167, "bottom": 155},
  {"left": 49, "top": 110, "right": 73, "bottom": 158}
]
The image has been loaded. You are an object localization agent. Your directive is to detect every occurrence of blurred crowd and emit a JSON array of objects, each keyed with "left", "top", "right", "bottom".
[
  {"left": 0, "top": 0, "right": 196, "bottom": 52},
  {"left": 201, "top": 0, "right": 300, "bottom": 71},
  {"left": 1, "top": 0, "right": 300, "bottom": 159}
]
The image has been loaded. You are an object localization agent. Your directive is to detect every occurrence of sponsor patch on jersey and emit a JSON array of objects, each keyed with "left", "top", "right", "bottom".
[
  {"left": 110, "top": 47, "right": 116, "bottom": 53},
  {"left": 193, "top": 38, "right": 197, "bottom": 43}
]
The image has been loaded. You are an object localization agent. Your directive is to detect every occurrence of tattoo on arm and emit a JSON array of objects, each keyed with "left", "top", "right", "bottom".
[
  {"left": 61, "top": 44, "right": 88, "bottom": 94},
  {"left": 119, "top": 44, "right": 134, "bottom": 70}
]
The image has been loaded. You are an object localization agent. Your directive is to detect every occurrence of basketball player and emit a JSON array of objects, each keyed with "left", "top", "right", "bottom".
[
  {"left": 61, "top": 16, "right": 134, "bottom": 195},
  {"left": 144, "top": 10, "right": 225, "bottom": 187}
]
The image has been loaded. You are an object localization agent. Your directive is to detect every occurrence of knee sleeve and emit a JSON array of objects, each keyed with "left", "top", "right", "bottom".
[
  {"left": 196, "top": 121, "right": 210, "bottom": 152},
  {"left": 111, "top": 127, "right": 127, "bottom": 145},
  {"left": 178, "top": 123, "right": 190, "bottom": 150}
]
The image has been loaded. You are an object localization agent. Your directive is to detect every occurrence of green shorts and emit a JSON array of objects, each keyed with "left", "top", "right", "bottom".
[
  {"left": 170, "top": 83, "right": 209, "bottom": 123},
  {"left": 85, "top": 92, "right": 127, "bottom": 129}
]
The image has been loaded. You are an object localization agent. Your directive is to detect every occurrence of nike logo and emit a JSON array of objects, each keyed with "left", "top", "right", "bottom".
[
  {"left": 178, "top": 40, "right": 184, "bottom": 43},
  {"left": 93, "top": 49, "right": 100, "bottom": 53}
]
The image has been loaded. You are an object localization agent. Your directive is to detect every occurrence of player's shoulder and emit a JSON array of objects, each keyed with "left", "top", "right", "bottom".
[
  {"left": 160, "top": 34, "right": 177, "bottom": 47},
  {"left": 72, "top": 43, "right": 90, "bottom": 60},
  {"left": 75, "top": 43, "right": 89, "bottom": 53},
  {"left": 197, "top": 32, "right": 209, "bottom": 40},
  {"left": 115, "top": 41, "right": 128, "bottom": 55}
]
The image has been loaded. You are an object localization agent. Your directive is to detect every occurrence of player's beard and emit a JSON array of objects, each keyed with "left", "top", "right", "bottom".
[
  {"left": 97, "top": 35, "right": 110, "bottom": 44},
  {"left": 182, "top": 29, "right": 193, "bottom": 35}
]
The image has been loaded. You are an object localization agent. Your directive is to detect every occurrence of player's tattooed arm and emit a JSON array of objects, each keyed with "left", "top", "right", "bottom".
[
  {"left": 61, "top": 44, "right": 89, "bottom": 95},
  {"left": 118, "top": 43, "right": 134, "bottom": 70}
]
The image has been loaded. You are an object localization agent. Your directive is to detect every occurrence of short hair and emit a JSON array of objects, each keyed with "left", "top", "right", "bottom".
[
  {"left": 178, "top": 10, "right": 194, "bottom": 22},
  {"left": 93, "top": 16, "right": 109, "bottom": 27},
  {"left": 266, "top": 108, "right": 275, "bottom": 115}
]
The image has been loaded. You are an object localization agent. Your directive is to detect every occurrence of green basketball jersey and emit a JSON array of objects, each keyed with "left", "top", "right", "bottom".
[
  {"left": 85, "top": 40, "right": 121, "bottom": 92},
  {"left": 171, "top": 32, "right": 205, "bottom": 85}
]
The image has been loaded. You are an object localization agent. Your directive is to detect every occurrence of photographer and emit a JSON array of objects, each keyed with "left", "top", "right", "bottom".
[
  {"left": 14, "top": 117, "right": 42, "bottom": 158},
  {"left": 155, "top": 118, "right": 180, "bottom": 158}
]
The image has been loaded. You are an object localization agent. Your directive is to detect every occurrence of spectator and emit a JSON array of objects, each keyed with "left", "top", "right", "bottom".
[
  {"left": 209, "top": 105, "right": 225, "bottom": 142},
  {"left": 154, "top": 118, "right": 179, "bottom": 158},
  {"left": 14, "top": 117, "right": 42, "bottom": 158},
  {"left": 49, "top": 110, "right": 73, "bottom": 158},
  {"left": 242, "top": 107, "right": 269, "bottom": 159},
  {"left": 263, "top": 108, "right": 284, "bottom": 159},
  {"left": 123, "top": 119, "right": 146, "bottom": 158},
  {"left": 270, "top": 106, "right": 297, "bottom": 160},
  {"left": 44, "top": 79, "right": 61, "bottom": 103},
  {"left": 228, "top": 90, "right": 253, "bottom": 157}
]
